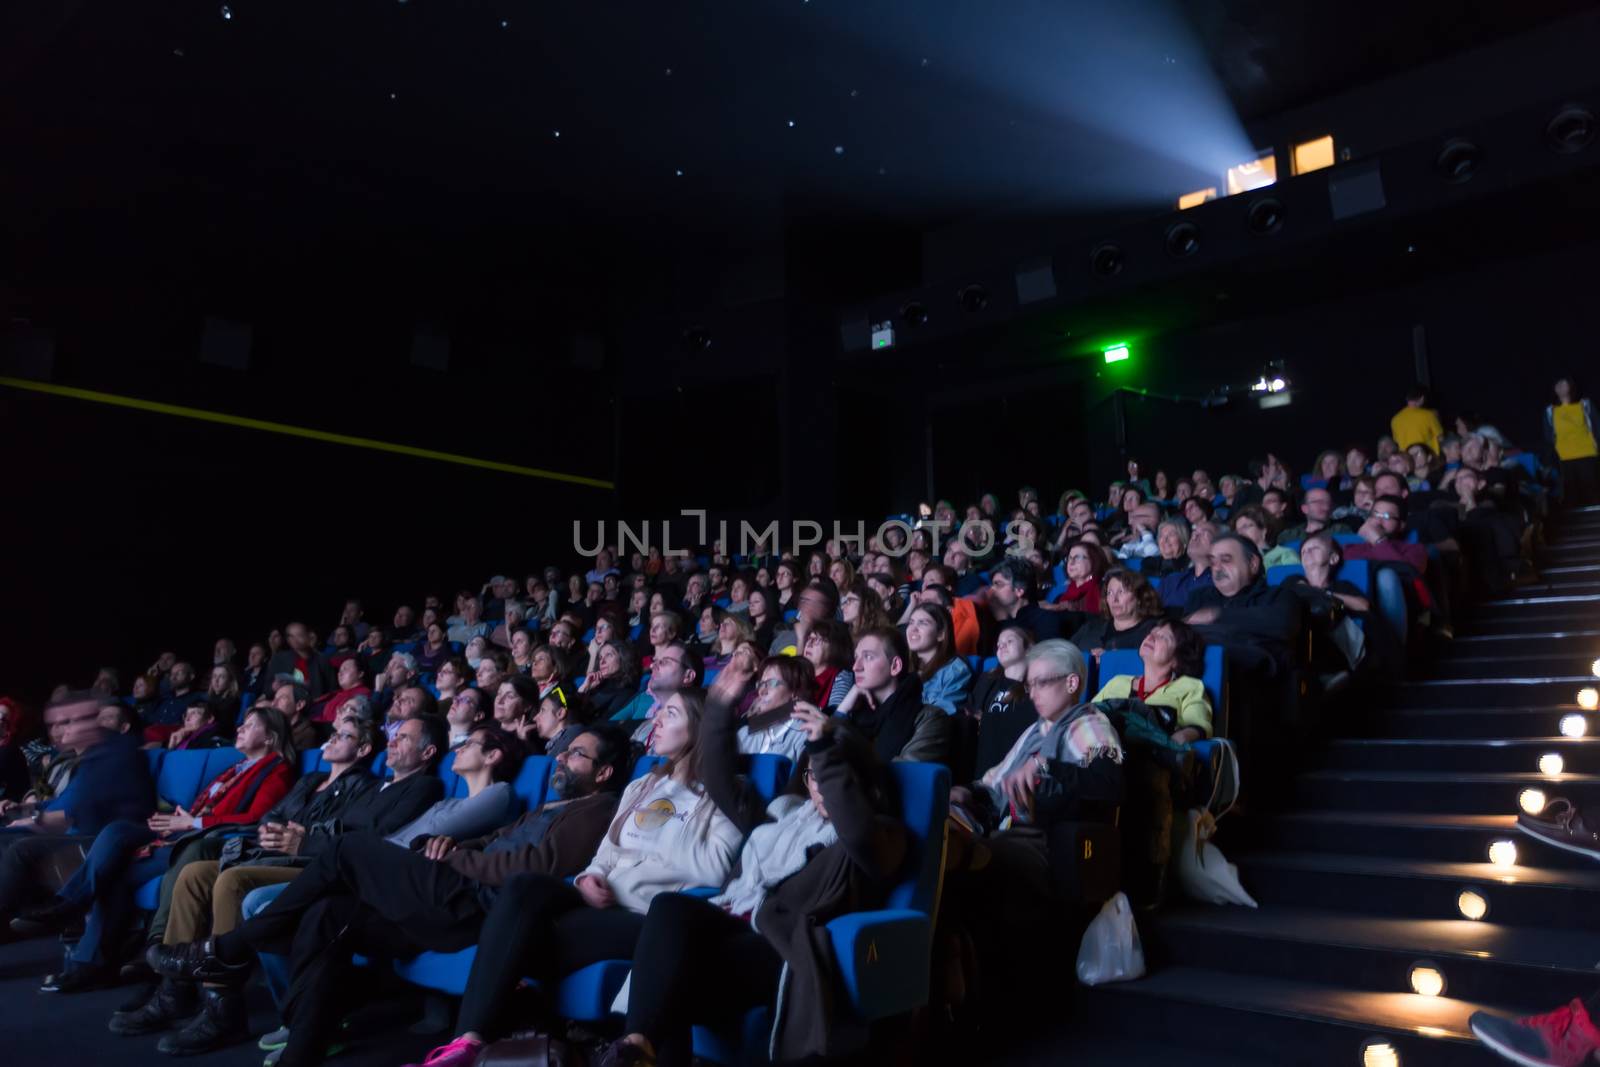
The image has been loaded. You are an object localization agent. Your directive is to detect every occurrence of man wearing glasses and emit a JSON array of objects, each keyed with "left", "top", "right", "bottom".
[
  {"left": 611, "top": 642, "right": 700, "bottom": 746},
  {"left": 767, "top": 577, "right": 839, "bottom": 657},
  {"left": 1344, "top": 494, "right": 1431, "bottom": 650},
  {"left": 154, "top": 726, "right": 633, "bottom": 1067}
]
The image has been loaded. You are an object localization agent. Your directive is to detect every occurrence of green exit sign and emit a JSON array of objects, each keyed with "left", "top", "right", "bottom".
[{"left": 1103, "top": 343, "right": 1130, "bottom": 364}]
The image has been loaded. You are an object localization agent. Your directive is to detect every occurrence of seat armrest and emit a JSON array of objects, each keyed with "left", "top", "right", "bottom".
[{"left": 825, "top": 909, "right": 930, "bottom": 1021}]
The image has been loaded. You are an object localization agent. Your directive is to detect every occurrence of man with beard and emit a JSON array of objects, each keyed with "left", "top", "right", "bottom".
[{"left": 152, "top": 726, "right": 631, "bottom": 1067}]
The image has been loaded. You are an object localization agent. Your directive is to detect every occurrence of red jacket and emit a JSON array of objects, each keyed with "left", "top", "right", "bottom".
[
  {"left": 1345, "top": 539, "right": 1428, "bottom": 574},
  {"left": 191, "top": 754, "right": 294, "bottom": 829}
]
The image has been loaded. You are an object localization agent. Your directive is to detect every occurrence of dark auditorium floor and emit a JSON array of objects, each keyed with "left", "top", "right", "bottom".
[{"left": 0, "top": 933, "right": 1276, "bottom": 1065}]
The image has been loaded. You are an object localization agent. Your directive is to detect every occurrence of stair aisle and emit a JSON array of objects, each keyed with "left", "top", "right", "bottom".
[{"left": 1074, "top": 505, "right": 1600, "bottom": 1067}]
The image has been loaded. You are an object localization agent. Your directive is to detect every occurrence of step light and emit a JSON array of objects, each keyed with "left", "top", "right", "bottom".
[
  {"left": 1579, "top": 687, "right": 1600, "bottom": 711},
  {"left": 1592, "top": 657, "right": 1600, "bottom": 679},
  {"left": 1561, "top": 714, "right": 1588, "bottom": 738},
  {"left": 1519, "top": 788, "right": 1548, "bottom": 815},
  {"left": 1540, "top": 753, "right": 1565, "bottom": 776},
  {"left": 1360, "top": 1038, "right": 1400, "bottom": 1067},
  {"left": 1408, "top": 962, "right": 1445, "bottom": 997},
  {"left": 1456, "top": 889, "right": 1488, "bottom": 921},
  {"left": 1488, "top": 840, "right": 1518, "bottom": 867}
]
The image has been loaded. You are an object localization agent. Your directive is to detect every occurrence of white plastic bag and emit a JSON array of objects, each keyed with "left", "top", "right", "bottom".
[
  {"left": 1075, "top": 891, "right": 1146, "bottom": 986},
  {"left": 1173, "top": 808, "right": 1258, "bottom": 907}
]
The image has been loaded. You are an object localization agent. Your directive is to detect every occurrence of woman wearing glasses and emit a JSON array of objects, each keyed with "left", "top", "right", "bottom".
[{"left": 735, "top": 655, "right": 817, "bottom": 763}]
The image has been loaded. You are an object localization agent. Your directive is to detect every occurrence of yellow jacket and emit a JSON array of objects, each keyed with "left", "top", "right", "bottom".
[
  {"left": 1391, "top": 405, "right": 1444, "bottom": 454},
  {"left": 1092, "top": 674, "right": 1213, "bottom": 738}
]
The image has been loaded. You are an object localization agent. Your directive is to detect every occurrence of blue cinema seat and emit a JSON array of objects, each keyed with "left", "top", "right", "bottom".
[
  {"left": 1096, "top": 644, "right": 1229, "bottom": 750},
  {"left": 135, "top": 748, "right": 245, "bottom": 909}
]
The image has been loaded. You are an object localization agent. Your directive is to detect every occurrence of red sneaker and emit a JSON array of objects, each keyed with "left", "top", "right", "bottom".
[{"left": 1470, "top": 999, "right": 1600, "bottom": 1067}]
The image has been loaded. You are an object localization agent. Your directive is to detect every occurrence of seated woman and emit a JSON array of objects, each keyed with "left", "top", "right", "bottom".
[
  {"left": 773, "top": 558, "right": 801, "bottom": 612},
  {"left": 835, "top": 626, "right": 953, "bottom": 764},
  {"left": 583, "top": 615, "right": 622, "bottom": 680},
  {"left": 1145, "top": 517, "right": 1191, "bottom": 580},
  {"left": 586, "top": 666, "right": 907, "bottom": 1067},
  {"left": 906, "top": 603, "right": 973, "bottom": 715},
  {"left": 640, "top": 610, "right": 683, "bottom": 672},
  {"left": 841, "top": 576, "right": 892, "bottom": 641},
  {"left": 1089, "top": 618, "right": 1213, "bottom": 744},
  {"left": 686, "top": 603, "right": 721, "bottom": 658},
  {"left": 528, "top": 645, "right": 568, "bottom": 701},
  {"left": 411, "top": 692, "right": 742, "bottom": 1067},
  {"left": 508, "top": 627, "right": 537, "bottom": 676},
  {"left": 801, "top": 619, "right": 855, "bottom": 710},
  {"left": 491, "top": 674, "right": 542, "bottom": 751},
  {"left": 745, "top": 586, "right": 779, "bottom": 650},
  {"left": 1045, "top": 540, "right": 1106, "bottom": 628},
  {"left": 412, "top": 620, "right": 451, "bottom": 671},
  {"left": 1305, "top": 449, "right": 1343, "bottom": 491},
  {"left": 27, "top": 707, "right": 296, "bottom": 991},
  {"left": 168, "top": 699, "right": 227, "bottom": 751},
  {"left": 1231, "top": 504, "right": 1299, "bottom": 568},
  {"left": 580, "top": 640, "right": 644, "bottom": 720},
  {"left": 702, "top": 611, "right": 754, "bottom": 672},
  {"left": 967, "top": 625, "right": 1037, "bottom": 783},
  {"left": 0, "top": 697, "right": 33, "bottom": 803},
  {"left": 735, "top": 655, "right": 817, "bottom": 763},
  {"left": 725, "top": 570, "right": 755, "bottom": 615},
  {"left": 1071, "top": 568, "right": 1164, "bottom": 662}
]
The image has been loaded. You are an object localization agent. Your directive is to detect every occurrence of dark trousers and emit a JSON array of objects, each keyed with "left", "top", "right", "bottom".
[
  {"left": 0, "top": 831, "right": 92, "bottom": 914},
  {"left": 227, "top": 831, "right": 486, "bottom": 1067},
  {"left": 624, "top": 893, "right": 781, "bottom": 1067},
  {"left": 1563, "top": 456, "right": 1600, "bottom": 509},
  {"left": 457, "top": 873, "right": 646, "bottom": 1040},
  {"left": 55, "top": 819, "right": 164, "bottom": 968}
]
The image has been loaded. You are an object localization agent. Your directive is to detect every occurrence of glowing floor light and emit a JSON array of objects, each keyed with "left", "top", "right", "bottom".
[
  {"left": 1540, "top": 753, "right": 1565, "bottom": 776},
  {"left": 1360, "top": 1038, "right": 1400, "bottom": 1067},
  {"left": 1579, "top": 688, "right": 1599, "bottom": 711},
  {"left": 1456, "top": 889, "right": 1488, "bottom": 920},
  {"left": 1520, "top": 788, "right": 1548, "bottom": 815},
  {"left": 1591, "top": 657, "right": 1600, "bottom": 679},
  {"left": 1489, "top": 840, "right": 1518, "bottom": 867},
  {"left": 1562, "top": 714, "right": 1588, "bottom": 739},
  {"left": 1408, "top": 963, "right": 1445, "bottom": 997}
]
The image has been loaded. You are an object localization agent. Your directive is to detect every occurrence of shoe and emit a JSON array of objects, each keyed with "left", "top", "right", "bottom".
[
  {"left": 1517, "top": 798, "right": 1600, "bottom": 861},
  {"left": 403, "top": 1035, "right": 485, "bottom": 1067},
  {"left": 121, "top": 954, "right": 157, "bottom": 983},
  {"left": 1470, "top": 999, "right": 1600, "bottom": 1066},
  {"left": 40, "top": 965, "right": 111, "bottom": 994},
  {"left": 109, "top": 977, "right": 200, "bottom": 1036},
  {"left": 258, "top": 1026, "right": 290, "bottom": 1051},
  {"left": 118, "top": 980, "right": 160, "bottom": 1013},
  {"left": 157, "top": 986, "right": 248, "bottom": 1056},
  {"left": 264, "top": 1040, "right": 345, "bottom": 1066},
  {"left": 149, "top": 937, "right": 251, "bottom": 984},
  {"left": 594, "top": 1038, "right": 657, "bottom": 1067},
  {"left": 10, "top": 900, "right": 78, "bottom": 938}
]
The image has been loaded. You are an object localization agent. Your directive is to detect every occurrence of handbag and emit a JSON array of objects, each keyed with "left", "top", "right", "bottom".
[
  {"left": 1171, "top": 739, "right": 1257, "bottom": 907},
  {"left": 473, "top": 1030, "right": 584, "bottom": 1067},
  {"left": 1074, "top": 891, "right": 1145, "bottom": 986}
]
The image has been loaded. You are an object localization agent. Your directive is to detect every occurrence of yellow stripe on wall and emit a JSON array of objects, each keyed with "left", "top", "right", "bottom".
[{"left": 0, "top": 375, "right": 614, "bottom": 490}]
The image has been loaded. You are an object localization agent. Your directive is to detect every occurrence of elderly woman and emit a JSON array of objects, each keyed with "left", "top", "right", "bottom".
[
  {"left": 1071, "top": 568, "right": 1164, "bottom": 662},
  {"left": 1145, "top": 517, "right": 1191, "bottom": 580},
  {"left": 1091, "top": 618, "right": 1213, "bottom": 744},
  {"left": 1046, "top": 540, "right": 1106, "bottom": 621},
  {"left": 579, "top": 640, "right": 644, "bottom": 720},
  {"left": 801, "top": 620, "right": 856, "bottom": 710}
]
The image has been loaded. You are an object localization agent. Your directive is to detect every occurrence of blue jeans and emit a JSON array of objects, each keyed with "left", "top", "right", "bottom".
[
  {"left": 60, "top": 819, "right": 165, "bottom": 968},
  {"left": 1373, "top": 568, "right": 1408, "bottom": 652},
  {"left": 242, "top": 881, "right": 293, "bottom": 1009}
]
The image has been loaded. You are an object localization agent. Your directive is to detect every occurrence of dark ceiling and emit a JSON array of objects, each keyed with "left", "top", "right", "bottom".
[{"left": 0, "top": 0, "right": 1591, "bottom": 323}]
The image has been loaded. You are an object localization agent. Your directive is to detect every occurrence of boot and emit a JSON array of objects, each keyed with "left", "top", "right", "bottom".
[
  {"left": 109, "top": 976, "right": 201, "bottom": 1036},
  {"left": 157, "top": 985, "right": 248, "bottom": 1056}
]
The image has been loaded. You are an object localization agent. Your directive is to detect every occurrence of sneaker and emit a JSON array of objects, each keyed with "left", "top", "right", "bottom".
[
  {"left": 1517, "top": 798, "right": 1600, "bottom": 861},
  {"left": 1470, "top": 999, "right": 1600, "bottom": 1066},
  {"left": 258, "top": 1026, "right": 290, "bottom": 1051},
  {"left": 263, "top": 1040, "right": 344, "bottom": 1066},
  {"left": 39, "top": 964, "right": 111, "bottom": 994},
  {"left": 403, "top": 1036, "right": 485, "bottom": 1067}
]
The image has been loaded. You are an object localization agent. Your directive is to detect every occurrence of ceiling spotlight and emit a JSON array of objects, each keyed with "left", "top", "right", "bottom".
[
  {"left": 1519, "top": 788, "right": 1548, "bottom": 816},
  {"left": 1488, "top": 840, "right": 1518, "bottom": 867},
  {"left": 1540, "top": 753, "right": 1565, "bottom": 777},
  {"left": 1165, "top": 222, "right": 1201, "bottom": 258},
  {"left": 1434, "top": 140, "right": 1481, "bottom": 184},
  {"left": 1408, "top": 962, "right": 1445, "bottom": 998},
  {"left": 900, "top": 301, "right": 929, "bottom": 328},
  {"left": 1090, "top": 243, "right": 1124, "bottom": 279},
  {"left": 958, "top": 284, "right": 990, "bottom": 313},
  {"left": 1245, "top": 197, "right": 1284, "bottom": 236},
  {"left": 1562, "top": 713, "right": 1588, "bottom": 738},
  {"left": 679, "top": 326, "right": 712, "bottom": 353},
  {"left": 1546, "top": 105, "right": 1596, "bottom": 155},
  {"left": 1456, "top": 889, "right": 1488, "bottom": 921}
]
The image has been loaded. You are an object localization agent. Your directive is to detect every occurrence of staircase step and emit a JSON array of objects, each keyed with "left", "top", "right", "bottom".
[
  {"left": 1384, "top": 706, "right": 1594, "bottom": 740},
  {"left": 1077, "top": 965, "right": 1490, "bottom": 1067},
  {"left": 1295, "top": 769, "right": 1600, "bottom": 813},
  {"left": 1151, "top": 905, "right": 1600, "bottom": 1011},
  {"left": 1451, "top": 630, "right": 1600, "bottom": 656},
  {"left": 1430, "top": 653, "right": 1600, "bottom": 678},
  {"left": 1463, "top": 614, "right": 1600, "bottom": 634},
  {"left": 1234, "top": 851, "right": 1600, "bottom": 929},
  {"left": 1321, "top": 736, "right": 1594, "bottom": 773},
  {"left": 1475, "top": 595, "right": 1600, "bottom": 621},
  {"left": 1260, "top": 810, "right": 1600, "bottom": 870},
  {"left": 1385, "top": 678, "right": 1593, "bottom": 708}
]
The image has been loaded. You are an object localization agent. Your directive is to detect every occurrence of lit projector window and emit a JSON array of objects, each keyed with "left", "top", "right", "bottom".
[
  {"left": 1177, "top": 187, "right": 1217, "bottom": 210},
  {"left": 1293, "top": 135, "right": 1335, "bottom": 175},
  {"left": 1226, "top": 151, "right": 1277, "bottom": 196}
]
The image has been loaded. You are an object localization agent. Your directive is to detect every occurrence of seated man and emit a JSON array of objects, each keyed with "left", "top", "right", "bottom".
[
  {"left": 1343, "top": 495, "right": 1429, "bottom": 647},
  {"left": 447, "top": 596, "right": 490, "bottom": 646},
  {"left": 1183, "top": 533, "right": 1302, "bottom": 678},
  {"left": 610, "top": 641, "right": 700, "bottom": 741},
  {"left": 0, "top": 692, "right": 155, "bottom": 935},
  {"left": 1275, "top": 487, "right": 1351, "bottom": 547},
  {"left": 266, "top": 622, "right": 337, "bottom": 702},
  {"left": 153, "top": 725, "right": 632, "bottom": 1067},
  {"left": 143, "top": 661, "right": 208, "bottom": 745},
  {"left": 969, "top": 559, "right": 1063, "bottom": 650},
  {"left": 1158, "top": 520, "right": 1217, "bottom": 611},
  {"left": 766, "top": 577, "right": 838, "bottom": 656}
]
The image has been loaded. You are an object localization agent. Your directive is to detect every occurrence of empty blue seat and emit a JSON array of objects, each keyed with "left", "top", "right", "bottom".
[{"left": 981, "top": 655, "right": 999, "bottom": 673}]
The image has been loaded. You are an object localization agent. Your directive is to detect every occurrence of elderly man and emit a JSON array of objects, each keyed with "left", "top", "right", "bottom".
[
  {"left": 371, "top": 650, "right": 419, "bottom": 724},
  {"left": 1158, "top": 519, "right": 1217, "bottom": 610},
  {"left": 1185, "top": 533, "right": 1302, "bottom": 676}
]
